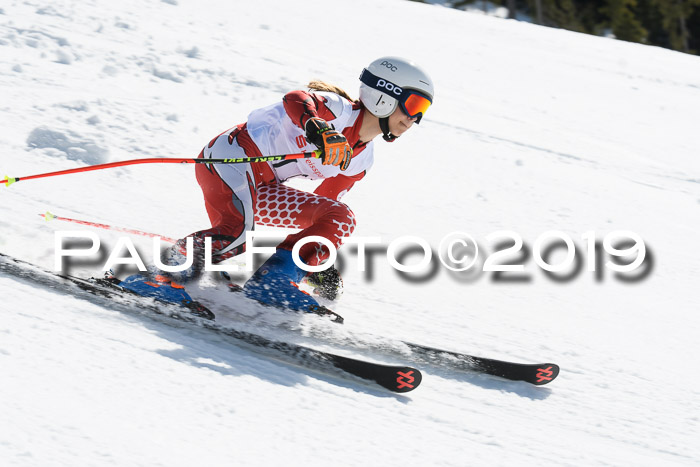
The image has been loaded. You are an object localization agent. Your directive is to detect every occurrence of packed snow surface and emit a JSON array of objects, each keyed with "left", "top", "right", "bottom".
[{"left": 1, "top": 0, "right": 699, "bottom": 465}]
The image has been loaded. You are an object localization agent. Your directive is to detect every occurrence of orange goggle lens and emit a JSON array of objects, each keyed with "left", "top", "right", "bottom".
[{"left": 401, "top": 92, "right": 432, "bottom": 120}]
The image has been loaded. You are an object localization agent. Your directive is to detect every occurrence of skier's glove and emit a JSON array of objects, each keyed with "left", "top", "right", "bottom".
[{"left": 305, "top": 117, "right": 352, "bottom": 171}]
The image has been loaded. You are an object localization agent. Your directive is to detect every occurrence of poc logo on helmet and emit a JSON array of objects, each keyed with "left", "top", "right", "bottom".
[
  {"left": 380, "top": 60, "right": 398, "bottom": 72},
  {"left": 377, "top": 79, "right": 402, "bottom": 96}
]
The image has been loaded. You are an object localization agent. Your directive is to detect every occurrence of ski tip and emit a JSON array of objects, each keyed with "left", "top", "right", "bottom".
[
  {"left": 532, "top": 363, "right": 560, "bottom": 385},
  {"left": 392, "top": 367, "right": 422, "bottom": 393}
]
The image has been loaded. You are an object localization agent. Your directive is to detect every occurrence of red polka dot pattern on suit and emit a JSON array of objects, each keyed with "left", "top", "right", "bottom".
[{"left": 255, "top": 183, "right": 356, "bottom": 265}]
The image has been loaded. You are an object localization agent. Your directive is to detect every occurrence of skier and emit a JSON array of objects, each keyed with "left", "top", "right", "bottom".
[{"left": 120, "top": 56, "right": 434, "bottom": 314}]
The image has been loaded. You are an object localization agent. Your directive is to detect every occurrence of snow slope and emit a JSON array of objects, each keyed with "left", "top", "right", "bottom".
[{"left": 1, "top": 0, "right": 700, "bottom": 465}]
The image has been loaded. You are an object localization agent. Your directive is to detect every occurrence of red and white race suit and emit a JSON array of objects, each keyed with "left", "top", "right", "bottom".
[{"left": 188, "top": 90, "right": 374, "bottom": 266}]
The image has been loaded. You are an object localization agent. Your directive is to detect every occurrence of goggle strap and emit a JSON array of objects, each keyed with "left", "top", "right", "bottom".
[{"left": 360, "top": 68, "right": 405, "bottom": 99}]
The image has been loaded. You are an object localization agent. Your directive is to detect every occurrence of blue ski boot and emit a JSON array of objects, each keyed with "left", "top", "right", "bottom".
[
  {"left": 119, "top": 273, "right": 214, "bottom": 320},
  {"left": 244, "top": 249, "right": 343, "bottom": 322}
]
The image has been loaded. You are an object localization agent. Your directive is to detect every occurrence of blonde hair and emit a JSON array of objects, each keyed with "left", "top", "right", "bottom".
[{"left": 308, "top": 80, "right": 356, "bottom": 102}]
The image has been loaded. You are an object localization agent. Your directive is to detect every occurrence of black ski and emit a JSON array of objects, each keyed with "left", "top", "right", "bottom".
[
  {"left": 400, "top": 342, "right": 559, "bottom": 385},
  {"left": 0, "top": 253, "right": 421, "bottom": 393}
]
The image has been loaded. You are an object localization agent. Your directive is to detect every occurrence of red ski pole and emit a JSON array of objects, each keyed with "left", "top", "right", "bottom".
[
  {"left": 40, "top": 211, "right": 178, "bottom": 244},
  {"left": 2, "top": 151, "right": 320, "bottom": 187}
]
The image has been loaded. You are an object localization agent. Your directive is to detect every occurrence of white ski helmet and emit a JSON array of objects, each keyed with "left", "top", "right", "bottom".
[{"left": 359, "top": 56, "right": 434, "bottom": 141}]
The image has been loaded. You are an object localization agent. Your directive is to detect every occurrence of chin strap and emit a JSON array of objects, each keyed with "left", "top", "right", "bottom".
[{"left": 379, "top": 117, "right": 398, "bottom": 142}]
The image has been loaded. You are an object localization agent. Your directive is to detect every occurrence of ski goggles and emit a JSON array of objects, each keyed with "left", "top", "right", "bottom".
[{"left": 360, "top": 68, "right": 432, "bottom": 123}]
